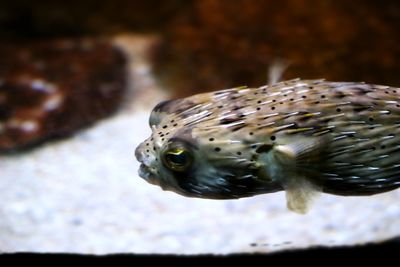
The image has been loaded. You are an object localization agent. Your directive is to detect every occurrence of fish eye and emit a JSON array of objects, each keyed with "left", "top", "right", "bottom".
[{"left": 162, "top": 148, "right": 192, "bottom": 172}]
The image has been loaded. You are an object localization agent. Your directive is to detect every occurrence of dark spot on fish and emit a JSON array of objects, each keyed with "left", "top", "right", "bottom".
[
  {"left": 173, "top": 123, "right": 178, "bottom": 127},
  {"left": 255, "top": 144, "right": 273, "bottom": 153},
  {"left": 175, "top": 107, "right": 191, "bottom": 118},
  {"left": 251, "top": 144, "right": 257, "bottom": 149},
  {"left": 220, "top": 116, "right": 242, "bottom": 125},
  {"left": 256, "top": 107, "right": 261, "bottom": 111},
  {"left": 170, "top": 120, "right": 175, "bottom": 123},
  {"left": 334, "top": 91, "right": 346, "bottom": 99},
  {"left": 352, "top": 86, "right": 373, "bottom": 95},
  {"left": 336, "top": 108, "right": 341, "bottom": 112},
  {"left": 249, "top": 132, "right": 254, "bottom": 135},
  {"left": 215, "top": 147, "right": 221, "bottom": 152},
  {"left": 272, "top": 100, "right": 276, "bottom": 102},
  {"left": 230, "top": 123, "right": 247, "bottom": 132},
  {"left": 209, "top": 138, "right": 214, "bottom": 141},
  {"left": 271, "top": 107, "right": 275, "bottom": 110},
  {"left": 381, "top": 145, "right": 386, "bottom": 149},
  {"left": 214, "top": 91, "right": 227, "bottom": 95},
  {"left": 321, "top": 95, "right": 326, "bottom": 99},
  {"left": 321, "top": 117, "right": 333, "bottom": 124},
  {"left": 298, "top": 111, "right": 312, "bottom": 122},
  {"left": 369, "top": 117, "right": 374, "bottom": 122},
  {"left": 302, "top": 95, "right": 307, "bottom": 99},
  {"left": 257, "top": 100, "right": 262, "bottom": 104},
  {"left": 218, "top": 105, "right": 223, "bottom": 109},
  {"left": 162, "top": 125, "right": 168, "bottom": 129},
  {"left": 354, "top": 105, "right": 372, "bottom": 113},
  {"left": 385, "top": 91, "right": 389, "bottom": 94},
  {"left": 290, "top": 98, "right": 294, "bottom": 101},
  {"left": 315, "top": 101, "right": 320, "bottom": 104},
  {"left": 236, "top": 151, "right": 242, "bottom": 155},
  {"left": 270, "top": 135, "right": 276, "bottom": 141},
  {"left": 233, "top": 106, "right": 242, "bottom": 111}
]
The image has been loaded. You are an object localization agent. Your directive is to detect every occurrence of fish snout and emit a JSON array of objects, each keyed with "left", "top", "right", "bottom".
[
  {"left": 135, "top": 142, "right": 158, "bottom": 184},
  {"left": 135, "top": 143, "right": 145, "bottom": 163}
]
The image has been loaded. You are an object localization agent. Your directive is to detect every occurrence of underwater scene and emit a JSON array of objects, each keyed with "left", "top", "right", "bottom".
[{"left": 0, "top": 0, "right": 399, "bottom": 255}]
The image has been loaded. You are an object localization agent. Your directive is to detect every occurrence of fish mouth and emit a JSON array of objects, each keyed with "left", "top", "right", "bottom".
[
  {"left": 138, "top": 163, "right": 158, "bottom": 185},
  {"left": 135, "top": 143, "right": 160, "bottom": 185},
  {"left": 138, "top": 163, "right": 150, "bottom": 179}
]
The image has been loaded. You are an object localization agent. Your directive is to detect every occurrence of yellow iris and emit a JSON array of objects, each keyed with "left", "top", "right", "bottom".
[{"left": 162, "top": 148, "right": 192, "bottom": 172}]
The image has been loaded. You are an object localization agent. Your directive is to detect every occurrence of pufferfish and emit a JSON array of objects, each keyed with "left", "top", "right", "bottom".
[{"left": 135, "top": 79, "right": 400, "bottom": 213}]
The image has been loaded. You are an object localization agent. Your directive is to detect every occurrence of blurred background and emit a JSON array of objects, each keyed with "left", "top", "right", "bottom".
[
  {"left": 2, "top": 0, "right": 400, "bottom": 96},
  {"left": 0, "top": 0, "right": 399, "bottom": 254}
]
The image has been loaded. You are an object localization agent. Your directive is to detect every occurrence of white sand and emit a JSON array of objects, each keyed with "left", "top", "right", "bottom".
[{"left": 0, "top": 35, "right": 398, "bottom": 254}]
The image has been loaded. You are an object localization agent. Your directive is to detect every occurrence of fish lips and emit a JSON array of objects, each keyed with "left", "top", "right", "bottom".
[
  {"left": 138, "top": 163, "right": 158, "bottom": 185},
  {"left": 135, "top": 144, "right": 158, "bottom": 185}
]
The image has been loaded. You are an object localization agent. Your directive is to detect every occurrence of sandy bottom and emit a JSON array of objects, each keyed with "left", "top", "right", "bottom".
[{"left": 0, "top": 35, "right": 399, "bottom": 254}]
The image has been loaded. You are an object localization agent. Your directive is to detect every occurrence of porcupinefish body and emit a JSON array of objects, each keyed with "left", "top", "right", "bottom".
[{"left": 135, "top": 79, "right": 400, "bottom": 213}]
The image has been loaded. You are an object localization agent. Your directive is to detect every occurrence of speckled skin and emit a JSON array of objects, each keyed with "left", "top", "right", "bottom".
[{"left": 135, "top": 79, "right": 400, "bottom": 213}]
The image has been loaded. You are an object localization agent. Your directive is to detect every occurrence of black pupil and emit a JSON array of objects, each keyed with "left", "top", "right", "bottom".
[{"left": 167, "top": 152, "right": 187, "bottom": 166}]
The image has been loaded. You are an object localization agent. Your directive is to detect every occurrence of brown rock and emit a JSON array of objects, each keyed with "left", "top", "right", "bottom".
[
  {"left": 151, "top": 0, "right": 400, "bottom": 97},
  {"left": 0, "top": 39, "right": 127, "bottom": 152}
]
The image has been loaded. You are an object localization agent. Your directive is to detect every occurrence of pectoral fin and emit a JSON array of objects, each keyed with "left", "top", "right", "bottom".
[
  {"left": 273, "top": 136, "right": 327, "bottom": 166},
  {"left": 272, "top": 137, "right": 326, "bottom": 213},
  {"left": 257, "top": 137, "right": 327, "bottom": 213},
  {"left": 284, "top": 176, "right": 320, "bottom": 214}
]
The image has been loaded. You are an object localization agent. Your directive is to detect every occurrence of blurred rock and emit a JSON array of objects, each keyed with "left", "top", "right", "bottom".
[
  {"left": 0, "top": 38, "right": 127, "bottom": 152},
  {"left": 151, "top": 0, "right": 400, "bottom": 97}
]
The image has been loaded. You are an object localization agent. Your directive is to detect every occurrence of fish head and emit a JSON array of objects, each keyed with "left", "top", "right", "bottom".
[{"left": 135, "top": 92, "right": 282, "bottom": 199}]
